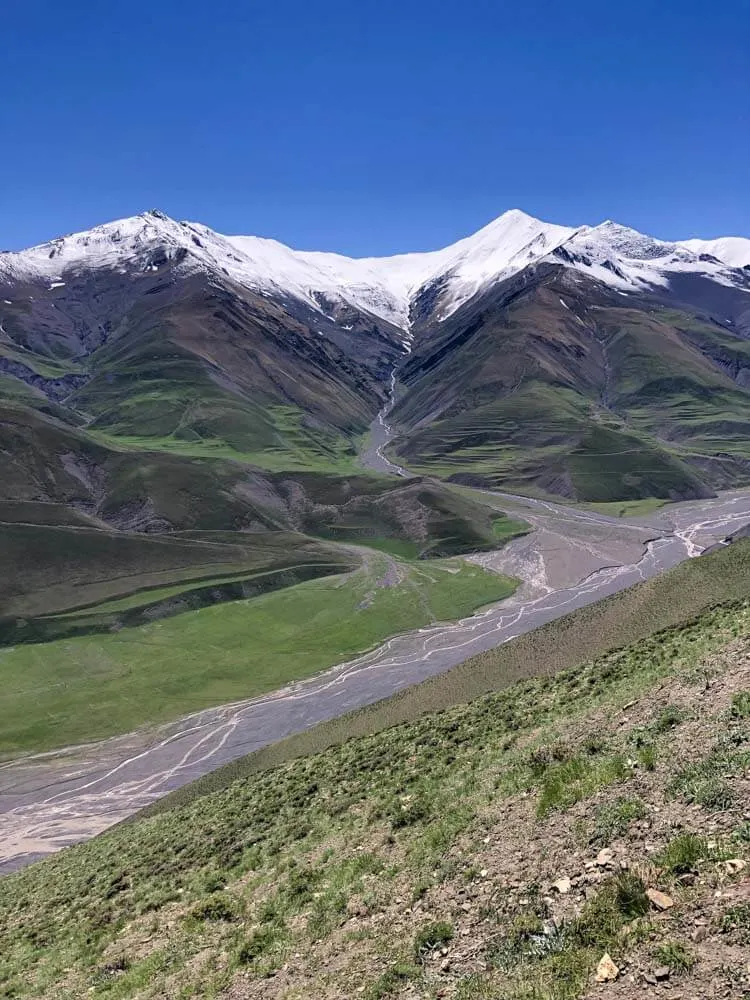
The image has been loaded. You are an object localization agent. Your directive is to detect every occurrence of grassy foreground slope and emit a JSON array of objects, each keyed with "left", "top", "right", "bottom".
[
  {"left": 0, "top": 554, "right": 516, "bottom": 756},
  {"left": 1, "top": 544, "right": 749, "bottom": 999}
]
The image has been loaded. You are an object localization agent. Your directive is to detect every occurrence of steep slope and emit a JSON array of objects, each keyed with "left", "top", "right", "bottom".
[
  {"left": 2, "top": 207, "right": 750, "bottom": 509},
  {"left": 1, "top": 543, "right": 748, "bottom": 1000},
  {"left": 392, "top": 249, "right": 750, "bottom": 499}
]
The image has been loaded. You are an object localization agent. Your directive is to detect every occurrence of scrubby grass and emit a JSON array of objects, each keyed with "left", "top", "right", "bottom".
[
  {"left": 652, "top": 940, "right": 696, "bottom": 973},
  {"left": 669, "top": 723, "right": 750, "bottom": 812},
  {"left": 0, "top": 556, "right": 517, "bottom": 756},
  {"left": 0, "top": 591, "right": 748, "bottom": 998},
  {"left": 591, "top": 796, "right": 647, "bottom": 845},
  {"left": 144, "top": 540, "right": 750, "bottom": 814},
  {"left": 536, "top": 753, "right": 629, "bottom": 817}
]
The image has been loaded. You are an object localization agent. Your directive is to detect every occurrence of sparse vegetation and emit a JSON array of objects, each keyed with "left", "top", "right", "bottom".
[
  {"left": 413, "top": 920, "right": 454, "bottom": 960},
  {"left": 655, "top": 833, "right": 710, "bottom": 875},
  {"left": 591, "top": 796, "right": 647, "bottom": 845},
  {"left": 653, "top": 939, "right": 696, "bottom": 973},
  {"left": 0, "top": 589, "right": 748, "bottom": 998}
]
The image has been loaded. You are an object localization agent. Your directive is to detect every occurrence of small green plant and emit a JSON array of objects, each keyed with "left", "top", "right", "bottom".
[
  {"left": 670, "top": 726, "right": 749, "bottom": 810},
  {"left": 637, "top": 743, "right": 658, "bottom": 771},
  {"left": 720, "top": 903, "right": 750, "bottom": 945},
  {"left": 537, "top": 754, "right": 628, "bottom": 816},
  {"left": 582, "top": 733, "right": 607, "bottom": 755},
  {"left": 652, "top": 704, "right": 685, "bottom": 733},
  {"left": 656, "top": 833, "right": 708, "bottom": 874},
  {"left": 570, "top": 872, "right": 649, "bottom": 956},
  {"left": 653, "top": 940, "right": 695, "bottom": 973},
  {"left": 189, "top": 892, "right": 237, "bottom": 922},
  {"left": 384, "top": 791, "right": 432, "bottom": 829},
  {"left": 730, "top": 691, "right": 750, "bottom": 719},
  {"left": 413, "top": 920, "right": 453, "bottom": 960},
  {"left": 592, "top": 796, "right": 647, "bottom": 844},
  {"left": 614, "top": 872, "right": 650, "bottom": 920},
  {"left": 527, "top": 741, "right": 571, "bottom": 775},
  {"left": 236, "top": 925, "right": 286, "bottom": 965},
  {"left": 368, "top": 962, "right": 419, "bottom": 998},
  {"left": 507, "top": 911, "right": 545, "bottom": 946}
]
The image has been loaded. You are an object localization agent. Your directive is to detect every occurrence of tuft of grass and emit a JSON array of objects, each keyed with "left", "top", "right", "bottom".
[
  {"left": 536, "top": 754, "right": 629, "bottom": 817},
  {"left": 637, "top": 743, "right": 658, "bottom": 771},
  {"left": 592, "top": 796, "right": 647, "bottom": 845},
  {"left": 652, "top": 704, "right": 685, "bottom": 733},
  {"left": 669, "top": 724, "right": 749, "bottom": 811},
  {"left": 653, "top": 940, "right": 696, "bottom": 973},
  {"left": 572, "top": 872, "right": 650, "bottom": 950},
  {"left": 730, "top": 691, "right": 750, "bottom": 719},
  {"left": 368, "top": 962, "right": 420, "bottom": 998},
  {"left": 413, "top": 921, "right": 454, "bottom": 961},
  {"left": 655, "top": 833, "right": 709, "bottom": 874},
  {"left": 189, "top": 892, "right": 238, "bottom": 922},
  {"left": 236, "top": 925, "right": 287, "bottom": 967},
  {"left": 614, "top": 872, "right": 651, "bottom": 921}
]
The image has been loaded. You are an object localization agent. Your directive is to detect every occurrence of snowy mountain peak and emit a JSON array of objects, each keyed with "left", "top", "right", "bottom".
[
  {"left": 3, "top": 210, "right": 748, "bottom": 333},
  {"left": 678, "top": 236, "right": 750, "bottom": 270}
]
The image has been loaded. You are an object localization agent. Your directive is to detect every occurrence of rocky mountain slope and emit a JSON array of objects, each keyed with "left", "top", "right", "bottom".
[
  {"left": 2, "top": 207, "right": 750, "bottom": 516},
  {"left": 1, "top": 542, "right": 748, "bottom": 999}
]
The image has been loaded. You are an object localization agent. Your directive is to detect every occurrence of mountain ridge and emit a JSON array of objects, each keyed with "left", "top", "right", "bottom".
[
  {"left": 4, "top": 208, "right": 749, "bottom": 334},
  {"left": 2, "top": 206, "right": 750, "bottom": 506}
]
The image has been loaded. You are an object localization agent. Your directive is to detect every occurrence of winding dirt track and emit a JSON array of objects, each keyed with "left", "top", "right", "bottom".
[{"left": 2, "top": 480, "right": 750, "bottom": 873}]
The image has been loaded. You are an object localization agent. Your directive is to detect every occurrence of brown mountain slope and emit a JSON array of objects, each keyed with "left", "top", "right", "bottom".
[{"left": 391, "top": 264, "right": 750, "bottom": 499}]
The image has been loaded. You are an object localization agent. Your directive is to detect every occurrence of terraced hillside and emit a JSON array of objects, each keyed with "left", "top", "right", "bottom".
[{"left": 1, "top": 542, "right": 748, "bottom": 999}]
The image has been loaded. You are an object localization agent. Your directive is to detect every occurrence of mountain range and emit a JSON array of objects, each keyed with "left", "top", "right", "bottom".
[{"left": 2, "top": 207, "right": 750, "bottom": 522}]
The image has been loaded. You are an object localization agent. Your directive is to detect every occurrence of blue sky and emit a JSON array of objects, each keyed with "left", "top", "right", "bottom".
[{"left": 3, "top": 0, "right": 748, "bottom": 254}]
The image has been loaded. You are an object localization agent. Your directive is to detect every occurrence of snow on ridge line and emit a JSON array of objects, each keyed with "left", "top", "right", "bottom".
[
  {"left": 677, "top": 236, "right": 750, "bottom": 270},
  {"left": 2, "top": 209, "right": 748, "bottom": 332}
]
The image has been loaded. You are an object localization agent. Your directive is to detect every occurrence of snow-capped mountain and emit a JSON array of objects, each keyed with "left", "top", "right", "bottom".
[
  {"left": 677, "top": 236, "right": 750, "bottom": 270},
  {"left": 2, "top": 208, "right": 748, "bottom": 334}
]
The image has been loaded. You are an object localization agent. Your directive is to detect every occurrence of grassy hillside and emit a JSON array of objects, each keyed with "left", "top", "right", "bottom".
[
  {"left": 392, "top": 270, "right": 750, "bottom": 499},
  {"left": 142, "top": 538, "right": 750, "bottom": 812},
  {"left": 0, "top": 524, "right": 349, "bottom": 619},
  {"left": 1, "top": 545, "right": 748, "bottom": 999},
  {"left": 0, "top": 554, "right": 517, "bottom": 756}
]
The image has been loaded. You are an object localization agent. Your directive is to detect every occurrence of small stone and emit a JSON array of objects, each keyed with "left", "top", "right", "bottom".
[
  {"left": 596, "top": 848, "right": 615, "bottom": 867},
  {"left": 480, "top": 869, "right": 488, "bottom": 878},
  {"left": 647, "top": 888, "right": 674, "bottom": 910},
  {"left": 725, "top": 859, "right": 747, "bottom": 875},
  {"left": 653, "top": 966, "right": 671, "bottom": 981},
  {"left": 595, "top": 952, "right": 619, "bottom": 982},
  {"left": 553, "top": 876, "right": 572, "bottom": 894},
  {"left": 440, "top": 947, "right": 449, "bottom": 956},
  {"left": 643, "top": 973, "right": 658, "bottom": 985},
  {"left": 691, "top": 926, "right": 708, "bottom": 943},
  {"left": 440, "top": 958, "right": 451, "bottom": 973}
]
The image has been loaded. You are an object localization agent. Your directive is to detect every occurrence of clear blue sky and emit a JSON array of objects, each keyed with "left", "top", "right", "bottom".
[{"left": 3, "top": 0, "right": 748, "bottom": 254}]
